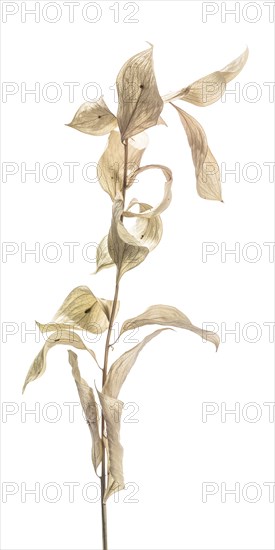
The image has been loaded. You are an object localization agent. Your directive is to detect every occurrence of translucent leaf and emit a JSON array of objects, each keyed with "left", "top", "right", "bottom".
[
  {"left": 22, "top": 329, "right": 98, "bottom": 393},
  {"left": 163, "top": 48, "right": 249, "bottom": 106},
  {"left": 125, "top": 164, "right": 173, "bottom": 217},
  {"left": 53, "top": 286, "right": 119, "bottom": 334},
  {"left": 103, "top": 328, "right": 170, "bottom": 399},
  {"left": 95, "top": 235, "right": 114, "bottom": 274},
  {"left": 120, "top": 305, "right": 220, "bottom": 350},
  {"left": 66, "top": 98, "right": 117, "bottom": 136},
  {"left": 171, "top": 104, "right": 222, "bottom": 201},
  {"left": 97, "top": 390, "right": 124, "bottom": 502},
  {"left": 68, "top": 350, "right": 102, "bottom": 472},
  {"left": 108, "top": 195, "right": 149, "bottom": 280},
  {"left": 116, "top": 45, "right": 163, "bottom": 141},
  {"left": 102, "top": 435, "right": 119, "bottom": 502},
  {"left": 95, "top": 200, "right": 162, "bottom": 274},
  {"left": 125, "top": 200, "right": 163, "bottom": 251},
  {"left": 97, "top": 130, "right": 148, "bottom": 200}
]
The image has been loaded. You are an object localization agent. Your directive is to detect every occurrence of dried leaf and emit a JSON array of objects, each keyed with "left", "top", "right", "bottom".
[
  {"left": 22, "top": 329, "right": 98, "bottom": 393},
  {"left": 171, "top": 104, "right": 222, "bottom": 201},
  {"left": 103, "top": 328, "right": 170, "bottom": 399},
  {"left": 95, "top": 235, "right": 114, "bottom": 274},
  {"left": 125, "top": 164, "right": 173, "bottom": 216},
  {"left": 102, "top": 436, "right": 119, "bottom": 502},
  {"left": 66, "top": 98, "right": 117, "bottom": 136},
  {"left": 163, "top": 48, "right": 249, "bottom": 106},
  {"left": 53, "top": 286, "right": 119, "bottom": 334},
  {"left": 97, "top": 130, "right": 148, "bottom": 200},
  {"left": 68, "top": 350, "right": 102, "bottom": 472},
  {"left": 125, "top": 200, "right": 163, "bottom": 251},
  {"left": 97, "top": 390, "right": 124, "bottom": 502},
  {"left": 116, "top": 45, "right": 163, "bottom": 141},
  {"left": 120, "top": 305, "right": 220, "bottom": 350},
  {"left": 108, "top": 195, "right": 149, "bottom": 280}
]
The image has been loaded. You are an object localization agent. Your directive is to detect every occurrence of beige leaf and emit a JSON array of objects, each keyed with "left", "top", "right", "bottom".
[
  {"left": 125, "top": 164, "right": 173, "bottom": 216},
  {"left": 53, "top": 286, "right": 119, "bottom": 334},
  {"left": 108, "top": 196, "right": 149, "bottom": 280},
  {"left": 157, "top": 115, "right": 167, "bottom": 126},
  {"left": 116, "top": 45, "right": 163, "bottom": 141},
  {"left": 68, "top": 350, "right": 102, "bottom": 472},
  {"left": 171, "top": 104, "right": 222, "bottom": 201},
  {"left": 102, "top": 436, "right": 119, "bottom": 502},
  {"left": 97, "top": 390, "right": 124, "bottom": 502},
  {"left": 22, "top": 329, "right": 98, "bottom": 393},
  {"left": 163, "top": 47, "right": 249, "bottom": 106},
  {"left": 66, "top": 98, "right": 117, "bottom": 136},
  {"left": 120, "top": 305, "right": 220, "bottom": 350},
  {"left": 94, "top": 235, "right": 114, "bottom": 274},
  {"left": 125, "top": 201, "right": 163, "bottom": 251},
  {"left": 97, "top": 130, "right": 148, "bottom": 200},
  {"left": 103, "top": 328, "right": 170, "bottom": 400}
]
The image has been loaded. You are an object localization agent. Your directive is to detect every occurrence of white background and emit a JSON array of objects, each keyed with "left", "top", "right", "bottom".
[{"left": 1, "top": 1, "right": 274, "bottom": 549}]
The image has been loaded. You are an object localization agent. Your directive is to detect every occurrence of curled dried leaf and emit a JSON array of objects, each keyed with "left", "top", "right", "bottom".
[
  {"left": 97, "top": 390, "right": 124, "bottom": 502},
  {"left": 120, "top": 305, "right": 220, "bottom": 350},
  {"left": 68, "top": 350, "right": 102, "bottom": 472},
  {"left": 163, "top": 47, "right": 249, "bottom": 106},
  {"left": 94, "top": 235, "right": 114, "bottom": 274},
  {"left": 125, "top": 164, "right": 173, "bottom": 217},
  {"left": 66, "top": 98, "right": 117, "bottom": 136},
  {"left": 103, "top": 328, "right": 170, "bottom": 399},
  {"left": 126, "top": 200, "right": 163, "bottom": 251},
  {"left": 22, "top": 329, "right": 98, "bottom": 393},
  {"left": 116, "top": 45, "right": 163, "bottom": 141},
  {"left": 171, "top": 104, "right": 222, "bottom": 201},
  {"left": 53, "top": 286, "right": 119, "bottom": 334},
  {"left": 108, "top": 196, "right": 149, "bottom": 281},
  {"left": 97, "top": 130, "right": 148, "bottom": 200}
]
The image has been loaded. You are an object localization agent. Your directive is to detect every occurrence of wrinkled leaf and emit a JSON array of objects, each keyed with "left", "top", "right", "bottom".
[
  {"left": 68, "top": 350, "right": 102, "bottom": 472},
  {"left": 103, "top": 328, "right": 170, "bottom": 399},
  {"left": 97, "top": 390, "right": 124, "bottom": 502},
  {"left": 120, "top": 305, "right": 220, "bottom": 350},
  {"left": 125, "top": 200, "right": 163, "bottom": 251},
  {"left": 53, "top": 286, "right": 119, "bottom": 334},
  {"left": 171, "top": 104, "right": 222, "bottom": 201},
  {"left": 22, "top": 329, "right": 98, "bottom": 393},
  {"left": 116, "top": 45, "right": 163, "bottom": 141},
  {"left": 108, "top": 195, "right": 149, "bottom": 280},
  {"left": 66, "top": 98, "right": 117, "bottom": 136},
  {"left": 94, "top": 235, "right": 114, "bottom": 274},
  {"left": 163, "top": 47, "right": 249, "bottom": 106},
  {"left": 125, "top": 164, "right": 173, "bottom": 216},
  {"left": 97, "top": 130, "right": 148, "bottom": 200}
]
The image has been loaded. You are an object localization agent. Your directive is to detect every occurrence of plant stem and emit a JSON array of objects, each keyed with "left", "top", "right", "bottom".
[{"left": 100, "top": 138, "right": 128, "bottom": 550}]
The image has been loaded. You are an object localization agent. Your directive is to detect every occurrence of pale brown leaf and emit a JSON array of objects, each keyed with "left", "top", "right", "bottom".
[
  {"left": 22, "top": 329, "right": 98, "bottom": 393},
  {"left": 171, "top": 104, "right": 222, "bottom": 201},
  {"left": 125, "top": 200, "right": 163, "bottom": 251},
  {"left": 97, "top": 130, "right": 148, "bottom": 200},
  {"left": 120, "top": 305, "right": 220, "bottom": 350},
  {"left": 53, "top": 286, "right": 119, "bottom": 334},
  {"left": 66, "top": 98, "right": 117, "bottom": 136},
  {"left": 103, "top": 328, "right": 170, "bottom": 399},
  {"left": 97, "top": 390, "right": 124, "bottom": 502},
  {"left": 116, "top": 45, "right": 163, "bottom": 141},
  {"left": 68, "top": 350, "right": 102, "bottom": 472},
  {"left": 94, "top": 235, "right": 114, "bottom": 274},
  {"left": 163, "top": 48, "right": 249, "bottom": 106},
  {"left": 125, "top": 164, "right": 173, "bottom": 216},
  {"left": 108, "top": 195, "right": 149, "bottom": 280}
]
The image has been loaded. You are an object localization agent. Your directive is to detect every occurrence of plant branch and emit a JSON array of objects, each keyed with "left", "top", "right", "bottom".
[{"left": 100, "top": 138, "right": 128, "bottom": 550}]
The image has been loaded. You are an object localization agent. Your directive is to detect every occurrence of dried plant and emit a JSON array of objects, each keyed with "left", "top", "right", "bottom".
[{"left": 23, "top": 44, "right": 248, "bottom": 549}]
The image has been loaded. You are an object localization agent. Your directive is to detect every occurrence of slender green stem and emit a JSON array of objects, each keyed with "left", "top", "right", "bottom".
[{"left": 100, "top": 138, "right": 128, "bottom": 550}]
